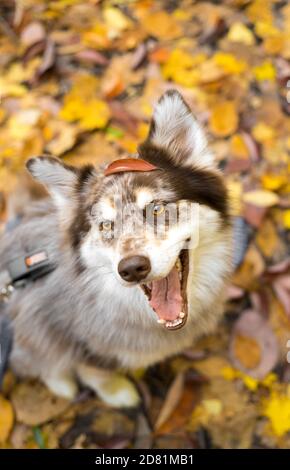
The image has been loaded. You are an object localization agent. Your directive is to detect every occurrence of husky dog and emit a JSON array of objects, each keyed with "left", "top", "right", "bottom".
[{"left": 0, "top": 91, "right": 232, "bottom": 407}]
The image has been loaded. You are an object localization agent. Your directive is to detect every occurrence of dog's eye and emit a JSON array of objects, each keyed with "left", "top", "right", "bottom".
[
  {"left": 99, "top": 220, "right": 113, "bottom": 231},
  {"left": 152, "top": 203, "right": 165, "bottom": 216}
]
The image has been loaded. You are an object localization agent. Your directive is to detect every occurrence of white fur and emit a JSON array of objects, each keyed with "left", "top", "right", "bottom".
[
  {"left": 135, "top": 188, "right": 154, "bottom": 208},
  {"left": 151, "top": 92, "right": 214, "bottom": 167},
  {"left": 77, "top": 364, "right": 140, "bottom": 408}
]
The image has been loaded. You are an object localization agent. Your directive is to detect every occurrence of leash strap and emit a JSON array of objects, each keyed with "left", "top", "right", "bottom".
[{"left": 0, "top": 315, "right": 13, "bottom": 389}]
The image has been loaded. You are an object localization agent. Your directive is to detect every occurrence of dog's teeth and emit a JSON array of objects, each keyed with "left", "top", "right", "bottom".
[
  {"left": 179, "top": 312, "right": 185, "bottom": 319},
  {"left": 157, "top": 319, "right": 166, "bottom": 324},
  {"left": 165, "top": 318, "right": 183, "bottom": 329},
  {"left": 175, "top": 258, "right": 182, "bottom": 272}
]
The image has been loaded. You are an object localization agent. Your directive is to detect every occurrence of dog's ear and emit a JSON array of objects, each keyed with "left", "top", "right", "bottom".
[
  {"left": 26, "top": 156, "right": 78, "bottom": 209},
  {"left": 141, "top": 90, "right": 214, "bottom": 168}
]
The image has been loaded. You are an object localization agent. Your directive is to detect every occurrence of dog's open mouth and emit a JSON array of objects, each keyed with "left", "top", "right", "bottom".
[{"left": 141, "top": 250, "right": 189, "bottom": 331}]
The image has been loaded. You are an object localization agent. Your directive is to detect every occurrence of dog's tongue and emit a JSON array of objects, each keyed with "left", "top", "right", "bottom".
[{"left": 149, "top": 266, "right": 182, "bottom": 321}]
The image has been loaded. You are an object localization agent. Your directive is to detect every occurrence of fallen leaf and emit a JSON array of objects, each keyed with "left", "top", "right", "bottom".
[
  {"left": 230, "top": 134, "right": 250, "bottom": 159},
  {"left": 255, "top": 218, "right": 284, "bottom": 259},
  {"left": 283, "top": 210, "right": 290, "bottom": 229},
  {"left": 253, "top": 61, "right": 276, "bottom": 81},
  {"left": 103, "top": 7, "right": 133, "bottom": 35},
  {"left": 230, "top": 310, "right": 279, "bottom": 379},
  {"left": 143, "top": 11, "right": 182, "bottom": 40},
  {"left": 0, "top": 395, "right": 14, "bottom": 443},
  {"left": 45, "top": 121, "right": 78, "bottom": 156},
  {"left": 252, "top": 122, "right": 276, "bottom": 142},
  {"left": 243, "top": 203, "right": 267, "bottom": 228},
  {"left": 233, "top": 334, "right": 261, "bottom": 369},
  {"left": 209, "top": 101, "right": 239, "bottom": 137},
  {"left": 273, "top": 275, "right": 290, "bottom": 317},
  {"left": 262, "top": 390, "right": 290, "bottom": 437},
  {"left": 243, "top": 189, "right": 279, "bottom": 208},
  {"left": 154, "top": 372, "right": 184, "bottom": 430},
  {"left": 227, "top": 22, "right": 255, "bottom": 46},
  {"left": 20, "top": 22, "right": 46, "bottom": 48},
  {"left": 11, "top": 382, "right": 70, "bottom": 426},
  {"left": 213, "top": 52, "right": 247, "bottom": 74},
  {"left": 261, "top": 173, "right": 288, "bottom": 191}
]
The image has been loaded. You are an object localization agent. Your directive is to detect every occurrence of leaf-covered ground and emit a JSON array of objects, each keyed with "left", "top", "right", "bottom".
[{"left": 0, "top": 0, "right": 290, "bottom": 449}]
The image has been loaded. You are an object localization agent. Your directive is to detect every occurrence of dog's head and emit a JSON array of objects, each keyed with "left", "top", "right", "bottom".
[{"left": 27, "top": 90, "right": 229, "bottom": 331}]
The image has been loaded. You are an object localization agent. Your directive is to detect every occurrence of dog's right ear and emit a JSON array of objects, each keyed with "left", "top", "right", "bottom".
[
  {"left": 139, "top": 90, "right": 214, "bottom": 169},
  {"left": 26, "top": 156, "right": 78, "bottom": 209}
]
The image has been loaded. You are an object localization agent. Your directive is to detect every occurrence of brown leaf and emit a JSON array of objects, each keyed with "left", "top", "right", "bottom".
[
  {"left": 11, "top": 381, "right": 70, "bottom": 426},
  {"left": 154, "top": 372, "right": 185, "bottom": 430},
  {"left": 273, "top": 275, "right": 290, "bottom": 318},
  {"left": 36, "top": 40, "right": 55, "bottom": 78},
  {"left": 20, "top": 22, "right": 46, "bottom": 48},
  {"left": 230, "top": 310, "right": 279, "bottom": 379},
  {"left": 75, "top": 49, "right": 109, "bottom": 66}
]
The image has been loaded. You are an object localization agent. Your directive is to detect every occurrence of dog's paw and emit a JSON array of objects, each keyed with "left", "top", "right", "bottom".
[
  {"left": 97, "top": 375, "right": 140, "bottom": 408},
  {"left": 44, "top": 374, "right": 78, "bottom": 400},
  {"left": 76, "top": 364, "right": 140, "bottom": 408}
]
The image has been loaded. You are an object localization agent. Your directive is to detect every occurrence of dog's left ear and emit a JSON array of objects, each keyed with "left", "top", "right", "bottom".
[
  {"left": 140, "top": 90, "right": 214, "bottom": 168},
  {"left": 26, "top": 156, "right": 78, "bottom": 209}
]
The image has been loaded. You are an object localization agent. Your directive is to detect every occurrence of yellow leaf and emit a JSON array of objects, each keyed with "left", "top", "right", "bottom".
[
  {"left": 213, "top": 52, "right": 247, "bottom": 74},
  {"left": 46, "top": 122, "right": 78, "bottom": 156},
  {"left": 119, "top": 136, "right": 138, "bottom": 153},
  {"left": 255, "top": 21, "right": 280, "bottom": 39},
  {"left": 103, "top": 7, "right": 132, "bottom": 33},
  {"left": 230, "top": 134, "right": 250, "bottom": 159},
  {"left": 143, "top": 11, "right": 182, "bottom": 40},
  {"left": 283, "top": 210, "right": 290, "bottom": 229},
  {"left": 227, "top": 22, "right": 255, "bottom": 46},
  {"left": 209, "top": 101, "right": 238, "bottom": 137},
  {"left": 253, "top": 61, "right": 276, "bottom": 81},
  {"left": 202, "top": 399, "right": 223, "bottom": 416},
  {"left": 261, "top": 173, "right": 288, "bottom": 191},
  {"left": 263, "top": 33, "right": 286, "bottom": 55},
  {"left": 82, "top": 23, "right": 110, "bottom": 50},
  {"left": 59, "top": 75, "right": 110, "bottom": 130},
  {"left": 222, "top": 365, "right": 238, "bottom": 381},
  {"left": 242, "top": 375, "right": 259, "bottom": 392},
  {"left": 80, "top": 99, "right": 111, "bottom": 130},
  {"left": 243, "top": 189, "right": 279, "bottom": 207},
  {"left": 222, "top": 366, "right": 277, "bottom": 392},
  {"left": 137, "top": 122, "right": 149, "bottom": 140},
  {"left": 247, "top": 0, "right": 273, "bottom": 24},
  {"left": 0, "top": 78, "right": 27, "bottom": 98},
  {"left": 8, "top": 109, "right": 41, "bottom": 140},
  {"left": 162, "top": 49, "right": 205, "bottom": 86},
  {"left": 262, "top": 391, "right": 290, "bottom": 437},
  {"left": 252, "top": 122, "right": 276, "bottom": 142},
  {"left": 261, "top": 373, "right": 277, "bottom": 388},
  {"left": 0, "top": 395, "right": 14, "bottom": 443}
]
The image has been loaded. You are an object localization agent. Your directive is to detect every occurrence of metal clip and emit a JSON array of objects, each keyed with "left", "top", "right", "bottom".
[{"left": 0, "top": 283, "right": 14, "bottom": 303}]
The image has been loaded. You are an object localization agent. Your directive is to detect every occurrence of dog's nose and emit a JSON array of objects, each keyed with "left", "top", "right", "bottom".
[{"left": 118, "top": 256, "right": 151, "bottom": 282}]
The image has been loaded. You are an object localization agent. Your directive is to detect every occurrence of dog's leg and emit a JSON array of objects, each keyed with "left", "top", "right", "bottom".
[
  {"left": 43, "top": 371, "right": 78, "bottom": 400},
  {"left": 76, "top": 363, "right": 140, "bottom": 408}
]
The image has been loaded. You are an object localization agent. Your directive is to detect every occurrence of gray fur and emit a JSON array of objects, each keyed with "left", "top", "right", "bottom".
[{"left": 0, "top": 91, "right": 232, "bottom": 403}]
